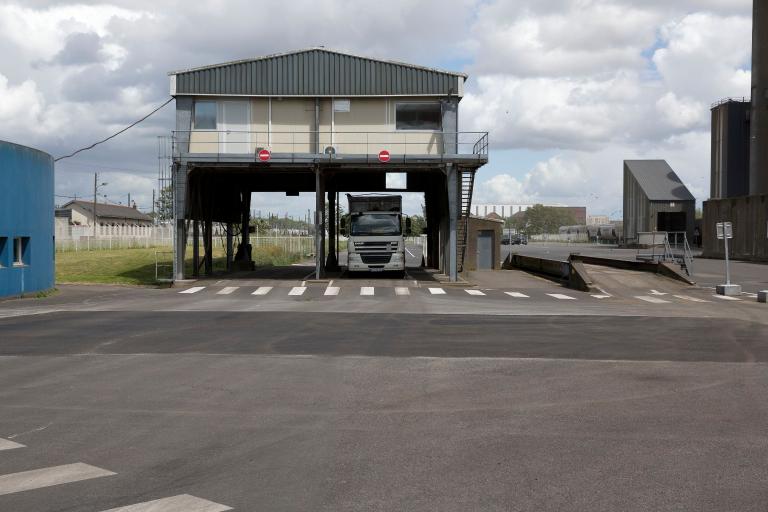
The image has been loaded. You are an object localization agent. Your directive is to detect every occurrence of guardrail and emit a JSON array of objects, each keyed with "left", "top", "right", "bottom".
[{"left": 172, "top": 130, "right": 489, "bottom": 159}]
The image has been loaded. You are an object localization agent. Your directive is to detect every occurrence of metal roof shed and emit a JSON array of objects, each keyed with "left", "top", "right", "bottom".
[{"left": 623, "top": 160, "right": 696, "bottom": 243}]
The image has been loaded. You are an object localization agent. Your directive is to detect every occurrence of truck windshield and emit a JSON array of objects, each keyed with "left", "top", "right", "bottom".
[{"left": 350, "top": 214, "right": 401, "bottom": 236}]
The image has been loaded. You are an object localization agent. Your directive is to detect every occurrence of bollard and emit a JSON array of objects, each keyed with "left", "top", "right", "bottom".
[{"left": 758, "top": 290, "right": 768, "bottom": 303}]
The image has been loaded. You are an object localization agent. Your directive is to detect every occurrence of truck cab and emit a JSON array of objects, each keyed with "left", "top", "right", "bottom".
[{"left": 344, "top": 194, "right": 409, "bottom": 273}]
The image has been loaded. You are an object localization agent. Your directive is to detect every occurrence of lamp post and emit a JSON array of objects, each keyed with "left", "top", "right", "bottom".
[{"left": 92, "top": 173, "right": 108, "bottom": 238}]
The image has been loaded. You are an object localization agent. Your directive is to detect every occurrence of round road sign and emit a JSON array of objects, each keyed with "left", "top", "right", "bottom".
[
  {"left": 258, "top": 149, "right": 271, "bottom": 162},
  {"left": 378, "top": 150, "right": 391, "bottom": 163}
]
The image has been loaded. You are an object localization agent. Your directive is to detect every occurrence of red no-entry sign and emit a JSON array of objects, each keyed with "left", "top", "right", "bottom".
[
  {"left": 378, "top": 150, "right": 391, "bottom": 163},
  {"left": 258, "top": 149, "right": 271, "bottom": 162}
]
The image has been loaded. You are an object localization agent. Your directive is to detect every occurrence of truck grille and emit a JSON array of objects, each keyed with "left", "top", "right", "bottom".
[{"left": 360, "top": 254, "right": 393, "bottom": 264}]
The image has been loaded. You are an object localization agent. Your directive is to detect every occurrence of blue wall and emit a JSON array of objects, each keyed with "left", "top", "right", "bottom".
[{"left": 0, "top": 141, "right": 55, "bottom": 298}]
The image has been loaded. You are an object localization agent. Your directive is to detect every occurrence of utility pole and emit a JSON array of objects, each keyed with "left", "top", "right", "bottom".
[
  {"left": 128, "top": 193, "right": 131, "bottom": 207},
  {"left": 93, "top": 173, "right": 98, "bottom": 239},
  {"left": 151, "top": 189, "right": 155, "bottom": 223}
]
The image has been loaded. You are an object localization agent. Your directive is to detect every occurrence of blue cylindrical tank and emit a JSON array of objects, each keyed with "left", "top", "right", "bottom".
[{"left": 0, "top": 140, "right": 55, "bottom": 297}]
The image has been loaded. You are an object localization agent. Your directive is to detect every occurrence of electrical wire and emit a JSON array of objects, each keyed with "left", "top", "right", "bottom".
[{"left": 54, "top": 97, "right": 174, "bottom": 162}]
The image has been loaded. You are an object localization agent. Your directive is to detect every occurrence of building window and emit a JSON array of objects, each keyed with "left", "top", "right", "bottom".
[
  {"left": 395, "top": 102, "right": 442, "bottom": 131},
  {"left": 0, "top": 237, "right": 6, "bottom": 267},
  {"left": 194, "top": 101, "right": 217, "bottom": 130},
  {"left": 13, "top": 237, "right": 29, "bottom": 266}
]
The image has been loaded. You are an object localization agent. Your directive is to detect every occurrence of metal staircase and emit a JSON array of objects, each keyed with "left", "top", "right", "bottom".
[{"left": 457, "top": 169, "right": 475, "bottom": 272}]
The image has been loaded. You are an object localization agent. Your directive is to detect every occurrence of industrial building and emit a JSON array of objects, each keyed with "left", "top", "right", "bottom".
[
  {"left": 0, "top": 140, "right": 55, "bottom": 298},
  {"left": 169, "top": 48, "right": 488, "bottom": 281},
  {"left": 473, "top": 203, "right": 587, "bottom": 225},
  {"left": 56, "top": 200, "right": 153, "bottom": 228},
  {"left": 623, "top": 160, "right": 696, "bottom": 243},
  {"left": 703, "top": 1, "right": 768, "bottom": 261}
]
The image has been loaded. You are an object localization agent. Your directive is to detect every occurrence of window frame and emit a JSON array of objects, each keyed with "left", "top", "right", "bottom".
[
  {"left": 0, "top": 237, "right": 7, "bottom": 268},
  {"left": 193, "top": 100, "right": 218, "bottom": 131},
  {"left": 394, "top": 101, "right": 443, "bottom": 132}
]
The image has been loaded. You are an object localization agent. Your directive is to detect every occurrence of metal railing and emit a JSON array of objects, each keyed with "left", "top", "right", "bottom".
[
  {"left": 636, "top": 231, "right": 694, "bottom": 276},
  {"left": 172, "top": 130, "right": 489, "bottom": 159}
]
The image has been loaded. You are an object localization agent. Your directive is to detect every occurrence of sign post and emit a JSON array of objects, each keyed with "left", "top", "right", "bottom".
[{"left": 716, "top": 221, "right": 741, "bottom": 296}]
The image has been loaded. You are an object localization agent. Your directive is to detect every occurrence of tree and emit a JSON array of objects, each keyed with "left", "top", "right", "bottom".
[
  {"left": 516, "top": 205, "right": 577, "bottom": 235},
  {"left": 408, "top": 214, "right": 426, "bottom": 235},
  {"left": 154, "top": 186, "right": 173, "bottom": 222}
]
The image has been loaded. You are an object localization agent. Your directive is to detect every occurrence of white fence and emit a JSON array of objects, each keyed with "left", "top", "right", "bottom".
[{"left": 56, "top": 224, "right": 174, "bottom": 252}]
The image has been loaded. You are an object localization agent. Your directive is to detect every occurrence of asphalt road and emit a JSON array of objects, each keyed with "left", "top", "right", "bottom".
[{"left": 1, "top": 306, "right": 768, "bottom": 511}]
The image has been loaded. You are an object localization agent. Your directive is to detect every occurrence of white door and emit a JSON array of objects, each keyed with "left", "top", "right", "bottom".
[{"left": 219, "top": 101, "right": 249, "bottom": 154}]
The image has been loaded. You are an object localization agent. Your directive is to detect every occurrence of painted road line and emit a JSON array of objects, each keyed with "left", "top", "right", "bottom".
[
  {"left": 465, "top": 289, "right": 486, "bottom": 296},
  {"left": 324, "top": 287, "right": 340, "bottom": 296},
  {"left": 713, "top": 295, "right": 742, "bottom": 301},
  {"left": 649, "top": 289, "right": 669, "bottom": 296},
  {"left": 360, "top": 287, "right": 375, "bottom": 296},
  {"left": 673, "top": 295, "right": 711, "bottom": 303},
  {"left": 636, "top": 296, "right": 671, "bottom": 304},
  {"left": 0, "top": 463, "right": 115, "bottom": 496},
  {"left": 591, "top": 295, "right": 612, "bottom": 299},
  {"left": 0, "top": 438, "right": 24, "bottom": 451},
  {"left": 429, "top": 288, "right": 446, "bottom": 295},
  {"left": 405, "top": 248, "right": 416, "bottom": 258},
  {"left": 100, "top": 494, "right": 232, "bottom": 512},
  {"left": 547, "top": 293, "right": 577, "bottom": 300},
  {"left": 251, "top": 286, "right": 273, "bottom": 296},
  {"left": 216, "top": 287, "right": 239, "bottom": 295},
  {"left": 505, "top": 292, "right": 529, "bottom": 298},
  {"left": 394, "top": 287, "right": 411, "bottom": 296},
  {"left": 179, "top": 287, "right": 205, "bottom": 294},
  {"left": 288, "top": 287, "right": 307, "bottom": 296}
]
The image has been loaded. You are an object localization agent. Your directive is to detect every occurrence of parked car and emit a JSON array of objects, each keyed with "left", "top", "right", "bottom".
[
  {"left": 501, "top": 234, "right": 511, "bottom": 245},
  {"left": 511, "top": 234, "right": 528, "bottom": 245}
]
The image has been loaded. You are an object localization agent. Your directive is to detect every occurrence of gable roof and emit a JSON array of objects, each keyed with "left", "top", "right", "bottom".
[
  {"left": 169, "top": 47, "right": 465, "bottom": 97},
  {"left": 60, "top": 200, "right": 152, "bottom": 221},
  {"left": 624, "top": 160, "right": 696, "bottom": 202}
]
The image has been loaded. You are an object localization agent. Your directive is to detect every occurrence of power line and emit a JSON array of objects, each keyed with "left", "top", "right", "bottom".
[{"left": 54, "top": 97, "right": 174, "bottom": 162}]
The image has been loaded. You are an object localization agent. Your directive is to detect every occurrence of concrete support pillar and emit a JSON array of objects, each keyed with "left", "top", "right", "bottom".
[
  {"left": 235, "top": 190, "right": 251, "bottom": 267},
  {"left": 446, "top": 164, "right": 459, "bottom": 281},
  {"left": 172, "top": 163, "right": 188, "bottom": 281},
  {"left": 204, "top": 219, "right": 213, "bottom": 276},
  {"left": 174, "top": 219, "right": 187, "bottom": 280},
  {"left": 226, "top": 222, "right": 233, "bottom": 271},
  {"left": 192, "top": 219, "right": 200, "bottom": 278},
  {"left": 315, "top": 167, "right": 326, "bottom": 279},
  {"left": 326, "top": 187, "right": 339, "bottom": 270}
]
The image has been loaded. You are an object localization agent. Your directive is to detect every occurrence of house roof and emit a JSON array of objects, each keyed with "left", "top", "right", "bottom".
[
  {"left": 624, "top": 160, "right": 696, "bottom": 202},
  {"left": 169, "top": 47, "right": 465, "bottom": 97},
  {"left": 60, "top": 200, "right": 152, "bottom": 221}
]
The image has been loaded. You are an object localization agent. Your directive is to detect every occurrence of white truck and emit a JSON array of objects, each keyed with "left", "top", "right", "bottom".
[{"left": 342, "top": 194, "right": 411, "bottom": 273}]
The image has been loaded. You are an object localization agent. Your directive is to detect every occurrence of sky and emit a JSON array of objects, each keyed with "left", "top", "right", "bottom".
[{"left": 0, "top": 0, "right": 753, "bottom": 218}]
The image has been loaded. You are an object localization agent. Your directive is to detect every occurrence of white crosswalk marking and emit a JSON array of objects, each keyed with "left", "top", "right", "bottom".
[
  {"left": 216, "top": 287, "right": 238, "bottom": 295},
  {"left": 360, "top": 287, "right": 375, "bottom": 296},
  {"left": 0, "top": 463, "right": 115, "bottom": 496},
  {"left": 650, "top": 289, "right": 668, "bottom": 296},
  {"left": 251, "top": 286, "right": 273, "bottom": 296},
  {"left": 0, "top": 438, "right": 24, "bottom": 451},
  {"left": 100, "top": 494, "right": 232, "bottom": 512},
  {"left": 465, "top": 289, "right": 485, "bottom": 296},
  {"left": 179, "top": 287, "right": 205, "bottom": 294},
  {"left": 547, "top": 293, "right": 576, "bottom": 300},
  {"left": 674, "top": 295, "right": 710, "bottom": 303},
  {"left": 394, "top": 287, "right": 410, "bottom": 296},
  {"left": 713, "top": 295, "right": 742, "bottom": 301},
  {"left": 288, "top": 287, "right": 306, "bottom": 296},
  {"left": 324, "top": 287, "right": 340, "bottom": 296},
  {"left": 636, "top": 295, "right": 670, "bottom": 304},
  {"left": 429, "top": 288, "right": 446, "bottom": 295},
  {"left": 591, "top": 295, "right": 611, "bottom": 299},
  {"left": 505, "top": 292, "right": 529, "bottom": 298}
]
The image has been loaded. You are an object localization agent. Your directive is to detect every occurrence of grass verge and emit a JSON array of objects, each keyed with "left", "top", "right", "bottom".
[{"left": 56, "top": 246, "right": 304, "bottom": 286}]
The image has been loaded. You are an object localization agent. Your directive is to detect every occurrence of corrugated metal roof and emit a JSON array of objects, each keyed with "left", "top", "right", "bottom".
[
  {"left": 61, "top": 200, "right": 153, "bottom": 221},
  {"left": 624, "top": 160, "right": 696, "bottom": 201},
  {"left": 170, "top": 48, "right": 465, "bottom": 97}
]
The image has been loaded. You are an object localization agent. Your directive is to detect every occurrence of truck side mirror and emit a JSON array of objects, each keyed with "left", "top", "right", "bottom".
[{"left": 405, "top": 217, "right": 412, "bottom": 236}]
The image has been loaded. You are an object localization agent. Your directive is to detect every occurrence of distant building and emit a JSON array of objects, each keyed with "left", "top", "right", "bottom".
[
  {"left": 473, "top": 203, "right": 586, "bottom": 224},
  {"left": 56, "top": 200, "right": 153, "bottom": 228},
  {"left": 587, "top": 215, "right": 610, "bottom": 225},
  {"left": 623, "top": 160, "right": 695, "bottom": 243},
  {"left": 484, "top": 211, "right": 503, "bottom": 221}
]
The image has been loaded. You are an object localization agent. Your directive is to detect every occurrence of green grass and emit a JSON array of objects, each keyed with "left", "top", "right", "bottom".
[{"left": 56, "top": 246, "right": 304, "bottom": 286}]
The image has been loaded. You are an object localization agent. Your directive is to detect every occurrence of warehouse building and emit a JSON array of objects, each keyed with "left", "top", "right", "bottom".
[
  {"left": 56, "top": 200, "right": 153, "bottom": 228},
  {"left": 0, "top": 140, "right": 55, "bottom": 298},
  {"left": 623, "top": 160, "right": 696, "bottom": 243},
  {"left": 710, "top": 98, "right": 750, "bottom": 199},
  {"left": 169, "top": 48, "right": 488, "bottom": 281}
]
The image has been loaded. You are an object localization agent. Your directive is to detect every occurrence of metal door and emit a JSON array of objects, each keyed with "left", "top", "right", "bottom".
[
  {"left": 477, "top": 230, "right": 493, "bottom": 270},
  {"left": 219, "top": 101, "right": 250, "bottom": 154}
]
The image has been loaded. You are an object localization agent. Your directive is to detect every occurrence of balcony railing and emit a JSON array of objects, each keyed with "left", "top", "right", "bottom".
[{"left": 171, "top": 130, "right": 489, "bottom": 161}]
